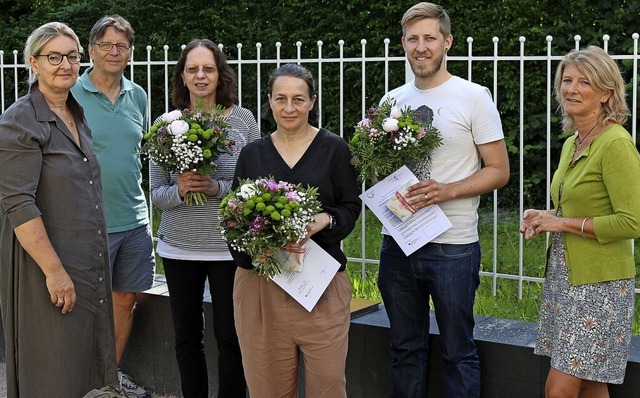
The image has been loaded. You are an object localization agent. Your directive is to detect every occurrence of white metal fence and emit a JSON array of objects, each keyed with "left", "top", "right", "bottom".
[{"left": 1, "top": 33, "right": 639, "bottom": 297}]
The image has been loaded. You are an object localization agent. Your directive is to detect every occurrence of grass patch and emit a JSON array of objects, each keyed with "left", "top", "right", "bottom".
[
  {"left": 342, "top": 208, "right": 640, "bottom": 335},
  {"left": 152, "top": 205, "right": 640, "bottom": 334}
]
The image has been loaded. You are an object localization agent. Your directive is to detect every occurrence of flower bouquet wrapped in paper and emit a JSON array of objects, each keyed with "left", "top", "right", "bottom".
[
  {"left": 349, "top": 99, "right": 442, "bottom": 183},
  {"left": 219, "top": 177, "right": 322, "bottom": 278},
  {"left": 142, "top": 106, "right": 234, "bottom": 205}
]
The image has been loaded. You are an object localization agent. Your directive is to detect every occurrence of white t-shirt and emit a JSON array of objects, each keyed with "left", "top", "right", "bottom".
[{"left": 382, "top": 76, "right": 504, "bottom": 244}]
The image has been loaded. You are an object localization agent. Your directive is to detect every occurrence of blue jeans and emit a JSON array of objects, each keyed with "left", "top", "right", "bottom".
[{"left": 378, "top": 236, "right": 481, "bottom": 398}]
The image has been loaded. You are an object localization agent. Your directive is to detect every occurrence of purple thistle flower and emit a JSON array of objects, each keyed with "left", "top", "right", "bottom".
[
  {"left": 248, "top": 216, "right": 270, "bottom": 236},
  {"left": 388, "top": 130, "right": 402, "bottom": 145},
  {"left": 157, "top": 126, "right": 171, "bottom": 143}
]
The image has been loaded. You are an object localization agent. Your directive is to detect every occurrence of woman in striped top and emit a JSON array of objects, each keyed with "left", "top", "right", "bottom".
[{"left": 149, "top": 39, "right": 259, "bottom": 398}]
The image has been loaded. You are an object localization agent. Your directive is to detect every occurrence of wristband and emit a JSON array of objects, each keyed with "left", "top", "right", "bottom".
[
  {"left": 580, "top": 217, "right": 588, "bottom": 238},
  {"left": 326, "top": 214, "right": 336, "bottom": 230}
]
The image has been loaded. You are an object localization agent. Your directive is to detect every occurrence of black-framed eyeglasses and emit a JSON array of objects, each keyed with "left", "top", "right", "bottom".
[
  {"left": 94, "top": 42, "right": 130, "bottom": 52},
  {"left": 34, "top": 51, "right": 82, "bottom": 66}
]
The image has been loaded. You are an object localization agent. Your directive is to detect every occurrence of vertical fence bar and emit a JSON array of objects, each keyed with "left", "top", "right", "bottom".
[
  {"left": 317, "top": 41, "right": 323, "bottom": 129},
  {"left": 0, "top": 51, "right": 4, "bottom": 113},
  {"left": 467, "top": 37, "right": 473, "bottom": 81},
  {"left": 130, "top": 45, "right": 136, "bottom": 81},
  {"left": 13, "top": 50, "right": 18, "bottom": 102},
  {"left": 256, "top": 42, "right": 262, "bottom": 135},
  {"left": 545, "top": 36, "right": 553, "bottom": 248},
  {"left": 145, "top": 45, "right": 154, "bottom": 238},
  {"left": 518, "top": 36, "right": 526, "bottom": 299},
  {"left": 163, "top": 45, "right": 169, "bottom": 112},
  {"left": 236, "top": 43, "right": 243, "bottom": 107},
  {"left": 632, "top": 33, "right": 639, "bottom": 143},
  {"left": 360, "top": 38, "right": 368, "bottom": 281},
  {"left": 339, "top": 40, "right": 345, "bottom": 139},
  {"left": 492, "top": 36, "right": 500, "bottom": 296},
  {"left": 384, "top": 38, "right": 390, "bottom": 94}
]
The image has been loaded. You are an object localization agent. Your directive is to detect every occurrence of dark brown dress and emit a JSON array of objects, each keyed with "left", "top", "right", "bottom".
[{"left": 0, "top": 83, "right": 118, "bottom": 397}]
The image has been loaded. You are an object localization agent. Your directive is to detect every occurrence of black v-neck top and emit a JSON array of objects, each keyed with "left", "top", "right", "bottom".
[{"left": 231, "top": 128, "right": 361, "bottom": 271}]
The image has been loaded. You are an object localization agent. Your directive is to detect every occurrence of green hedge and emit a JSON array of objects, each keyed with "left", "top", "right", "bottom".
[{"left": 1, "top": 0, "right": 638, "bottom": 207}]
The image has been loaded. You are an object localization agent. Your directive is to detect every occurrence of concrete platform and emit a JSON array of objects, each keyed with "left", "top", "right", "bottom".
[
  {"left": 120, "top": 275, "right": 640, "bottom": 397},
  {"left": 1, "top": 274, "right": 638, "bottom": 397}
]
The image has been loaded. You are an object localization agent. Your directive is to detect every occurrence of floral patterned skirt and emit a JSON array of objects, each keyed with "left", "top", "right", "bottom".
[{"left": 534, "top": 225, "right": 635, "bottom": 384}]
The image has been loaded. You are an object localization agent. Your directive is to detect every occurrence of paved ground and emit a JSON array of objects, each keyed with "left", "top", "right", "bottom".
[
  {"left": 0, "top": 362, "right": 5, "bottom": 397},
  {"left": 0, "top": 362, "right": 178, "bottom": 397}
]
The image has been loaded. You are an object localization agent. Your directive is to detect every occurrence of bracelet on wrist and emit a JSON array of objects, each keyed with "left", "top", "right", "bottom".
[
  {"left": 326, "top": 213, "right": 336, "bottom": 230},
  {"left": 580, "top": 217, "right": 588, "bottom": 238}
]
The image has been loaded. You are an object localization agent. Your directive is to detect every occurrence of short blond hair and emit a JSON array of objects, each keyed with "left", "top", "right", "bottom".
[
  {"left": 554, "top": 45, "right": 629, "bottom": 133},
  {"left": 401, "top": 2, "right": 451, "bottom": 38},
  {"left": 24, "top": 22, "right": 82, "bottom": 84}
]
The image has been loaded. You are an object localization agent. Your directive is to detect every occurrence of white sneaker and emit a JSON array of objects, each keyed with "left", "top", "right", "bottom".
[{"left": 118, "top": 371, "right": 150, "bottom": 398}]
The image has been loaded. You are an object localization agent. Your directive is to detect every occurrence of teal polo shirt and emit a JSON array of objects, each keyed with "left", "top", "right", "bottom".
[{"left": 72, "top": 67, "right": 149, "bottom": 233}]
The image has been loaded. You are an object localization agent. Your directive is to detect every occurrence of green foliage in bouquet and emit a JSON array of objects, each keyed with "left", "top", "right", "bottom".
[
  {"left": 219, "top": 177, "right": 323, "bottom": 278},
  {"left": 349, "top": 99, "right": 442, "bottom": 183},
  {"left": 142, "top": 105, "right": 234, "bottom": 205}
]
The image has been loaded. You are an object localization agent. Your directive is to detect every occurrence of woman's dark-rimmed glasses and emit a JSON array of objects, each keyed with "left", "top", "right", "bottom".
[{"left": 34, "top": 51, "right": 82, "bottom": 66}]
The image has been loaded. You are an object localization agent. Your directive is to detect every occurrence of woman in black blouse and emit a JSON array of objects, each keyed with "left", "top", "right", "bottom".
[{"left": 231, "top": 63, "right": 361, "bottom": 398}]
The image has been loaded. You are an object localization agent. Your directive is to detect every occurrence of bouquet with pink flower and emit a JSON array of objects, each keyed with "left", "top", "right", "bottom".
[
  {"left": 142, "top": 105, "right": 234, "bottom": 205},
  {"left": 219, "top": 177, "right": 322, "bottom": 278},
  {"left": 349, "top": 99, "right": 442, "bottom": 183}
]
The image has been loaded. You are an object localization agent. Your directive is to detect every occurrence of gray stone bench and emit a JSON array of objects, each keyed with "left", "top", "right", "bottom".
[{"left": 121, "top": 275, "right": 640, "bottom": 397}]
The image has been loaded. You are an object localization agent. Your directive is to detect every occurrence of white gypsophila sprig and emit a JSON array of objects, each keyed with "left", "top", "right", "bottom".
[{"left": 169, "top": 135, "right": 206, "bottom": 172}]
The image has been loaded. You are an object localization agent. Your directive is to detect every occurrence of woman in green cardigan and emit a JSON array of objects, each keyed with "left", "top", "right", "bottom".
[{"left": 520, "top": 45, "right": 640, "bottom": 398}]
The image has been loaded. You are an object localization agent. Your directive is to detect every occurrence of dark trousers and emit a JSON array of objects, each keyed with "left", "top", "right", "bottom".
[{"left": 163, "top": 258, "right": 246, "bottom": 398}]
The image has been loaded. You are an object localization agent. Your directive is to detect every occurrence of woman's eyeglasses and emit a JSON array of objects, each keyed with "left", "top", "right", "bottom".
[
  {"left": 184, "top": 66, "right": 217, "bottom": 75},
  {"left": 34, "top": 51, "right": 82, "bottom": 66}
]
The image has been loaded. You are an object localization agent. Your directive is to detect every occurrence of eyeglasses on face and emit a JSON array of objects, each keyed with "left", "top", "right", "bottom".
[
  {"left": 183, "top": 66, "right": 217, "bottom": 75},
  {"left": 94, "top": 42, "right": 131, "bottom": 52},
  {"left": 34, "top": 51, "right": 82, "bottom": 66}
]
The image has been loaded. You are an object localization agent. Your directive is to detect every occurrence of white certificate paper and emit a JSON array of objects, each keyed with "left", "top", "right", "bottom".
[
  {"left": 360, "top": 165, "right": 452, "bottom": 256},
  {"left": 271, "top": 239, "right": 340, "bottom": 312}
]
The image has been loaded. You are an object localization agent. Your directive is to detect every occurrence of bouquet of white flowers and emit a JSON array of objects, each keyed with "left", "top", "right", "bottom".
[
  {"left": 142, "top": 106, "right": 234, "bottom": 205},
  {"left": 349, "top": 99, "right": 442, "bottom": 183}
]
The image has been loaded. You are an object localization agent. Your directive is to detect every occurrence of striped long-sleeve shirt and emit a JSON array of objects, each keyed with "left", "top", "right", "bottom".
[{"left": 150, "top": 105, "right": 260, "bottom": 255}]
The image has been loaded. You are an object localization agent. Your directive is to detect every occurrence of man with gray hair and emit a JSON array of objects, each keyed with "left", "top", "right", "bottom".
[{"left": 72, "top": 15, "right": 153, "bottom": 398}]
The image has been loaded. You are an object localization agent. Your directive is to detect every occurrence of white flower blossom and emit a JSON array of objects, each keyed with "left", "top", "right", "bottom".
[
  {"left": 162, "top": 109, "right": 183, "bottom": 123},
  {"left": 238, "top": 183, "right": 257, "bottom": 200},
  {"left": 389, "top": 106, "right": 402, "bottom": 118},
  {"left": 168, "top": 120, "right": 190, "bottom": 136},
  {"left": 382, "top": 117, "right": 399, "bottom": 132}
]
